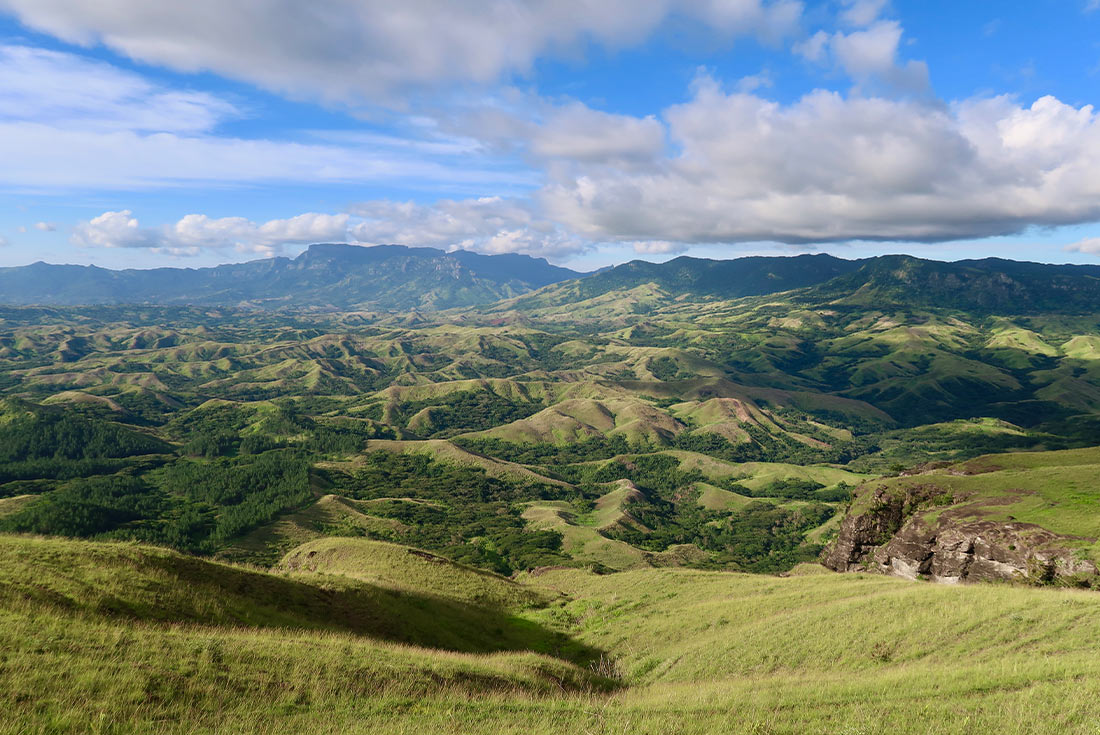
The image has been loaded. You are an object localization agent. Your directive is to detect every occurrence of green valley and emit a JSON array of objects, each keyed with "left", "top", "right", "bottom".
[{"left": 2, "top": 254, "right": 1100, "bottom": 578}]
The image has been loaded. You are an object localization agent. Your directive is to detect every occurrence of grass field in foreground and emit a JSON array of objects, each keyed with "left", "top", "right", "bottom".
[{"left": 4, "top": 534, "right": 1100, "bottom": 734}]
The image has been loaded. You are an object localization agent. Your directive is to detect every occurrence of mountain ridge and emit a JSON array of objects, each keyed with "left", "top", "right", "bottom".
[
  {"left": 506, "top": 252, "right": 1100, "bottom": 316},
  {"left": 0, "top": 243, "right": 583, "bottom": 311},
  {"left": 5, "top": 247, "right": 1100, "bottom": 316}
]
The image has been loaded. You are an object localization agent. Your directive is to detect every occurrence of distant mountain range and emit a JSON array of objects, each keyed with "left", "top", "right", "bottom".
[
  {"left": 2, "top": 244, "right": 1100, "bottom": 313},
  {"left": 509, "top": 253, "right": 864, "bottom": 309},
  {"left": 0, "top": 244, "right": 582, "bottom": 311},
  {"left": 515, "top": 253, "right": 1100, "bottom": 315}
]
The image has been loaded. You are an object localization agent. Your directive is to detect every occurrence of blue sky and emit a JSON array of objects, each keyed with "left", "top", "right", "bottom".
[{"left": 2, "top": 0, "right": 1100, "bottom": 272}]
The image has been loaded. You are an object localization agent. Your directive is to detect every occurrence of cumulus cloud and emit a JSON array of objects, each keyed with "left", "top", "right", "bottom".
[
  {"left": 349, "top": 197, "right": 588, "bottom": 258},
  {"left": 0, "top": 236, "right": 9, "bottom": 247},
  {"left": 34, "top": 222, "right": 57, "bottom": 231},
  {"left": 796, "top": 20, "right": 928, "bottom": 93},
  {"left": 839, "top": 0, "right": 888, "bottom": 26},
  {"left": 539, "top": 81, "right": 1100, "bottom": 245},
  {"left": 71, "top": 210, "right": 155, "bottom": 249},
  {"left": 72, "top": 210, "right": 349, "bottom": 255},
  {"left": 831, "top": 21, "right": 903, "bottom": 76},
  {"left": 0, "top": 0, "right": 802, "bottom": 103},
  {"left": 531, "top": 103, "right": 665, "bottom": 164},
  {"left": 793, "top": 30, "right": 829, "bottom": 63}
]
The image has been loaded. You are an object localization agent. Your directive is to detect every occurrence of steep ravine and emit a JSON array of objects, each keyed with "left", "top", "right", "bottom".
[{"left": 823, "top": 483, "right": 1098, "bottom": 586}]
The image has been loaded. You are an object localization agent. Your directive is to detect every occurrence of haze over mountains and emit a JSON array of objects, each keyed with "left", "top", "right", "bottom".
[
  {"left": 0, "top": 244, "right": 582, "bottom": 311},
  {"left": 4, "top": 244, "right": 1100, "bottom": 314}
]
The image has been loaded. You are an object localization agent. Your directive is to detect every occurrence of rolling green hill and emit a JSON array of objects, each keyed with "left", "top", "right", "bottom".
[
  {"left": 278, "top": 536, "right": 553, "bottom": 611},
  {"left": 1, "top": 252, "right": 1100, "bottom": 581},
  {"left": 0, "top": 535, "right": 586, "bottom": 656}
]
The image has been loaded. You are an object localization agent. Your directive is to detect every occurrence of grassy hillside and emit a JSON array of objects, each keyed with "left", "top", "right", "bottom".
[
  {"left": 215, "top": 493, "right": 404, "bottom": 565},
  {"left": 0, "top": 535, "right": 612, "bottom": 735},
  {"left": 517, "top": 566, "right": 1100, "bottom": 734},
  {"left": 0, "top": 535, "right": 589, "bottom": 656},
  {"left": 5, "top": 533, "right": 1100, "bottom": 734},
  {"left": 278, "top": 536, "right": 552, "bottom": 611}
]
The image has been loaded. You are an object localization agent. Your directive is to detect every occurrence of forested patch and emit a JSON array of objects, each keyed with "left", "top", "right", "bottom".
[
  {"left": 328, "top": 451, "right": 573, "bottom": 574},
  {"left": 605, "top": 496, "right": 834, "bottom": 573},
  {"left": 1, "top": 449, "right": 312, "bottom": 554},
  {"left": 0, "top": 408, "right": 168, "bottom": 462},
  {"left": 390, "top": 390, "right": 543, "bottom": 438}
]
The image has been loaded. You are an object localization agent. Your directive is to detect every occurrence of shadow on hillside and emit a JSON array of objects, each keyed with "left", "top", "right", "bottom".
[{"left": 27, "top": 548, "right": 605, "bottom": 669}]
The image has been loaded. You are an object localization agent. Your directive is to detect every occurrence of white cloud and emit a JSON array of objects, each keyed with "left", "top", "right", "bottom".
[
  {"left": 735, "top": 72, "right": 774, "bottom": 93},
  {"left": 349, "top": 197, "right": 588, "bottom": 258},
  {"left": 34, "top": 222, "right": 57, "bottom": 231},
  {"left": 0, "top": 44, "right": 529, "bottom": 191},
  {"left": 71, "top": 210, "right": 155, "bottom": 249},
  {"left": 632, "top": 240, "right": 689, "bottom": 255},
  {"left": 72, "top": 210, "right": 349, "bottom": 255},
  {"left": 0, "top": 122, "right": 529, "bottom": 191},
  {"left": 1066, "top": 237, "right": 1100, "bottom": 254},
  {"left": 164, "top": 212, "right": 350, "bottom": 254},
  {"left": 0, "top": 236, "right": 9, "bottom": 247},
  {"left": 0, "top": 0, "right": 802, "bottom": 103},
  {"left": 794, "top": 30, "right": 829, "bottom": 63},
  {"left": 795, "top": 20, "right": 928, "bottom": 94},
  {"left": 0, "top": 45, "right": 236, "bottom": 133},
  {"left": 531, "top": 103, "right": 665, "bottom": 163},
  {"left": 539, "top": 82, "right": 1100, "bottom": 245},
  {"left": 257, "top": 213, "right": 351, "bottom": 245},
  {"left": 840, "top": 0, "right": 888, "bottom": 27},
  {"left": 831, "top": 21, "right": 904, "bottom": 77}
]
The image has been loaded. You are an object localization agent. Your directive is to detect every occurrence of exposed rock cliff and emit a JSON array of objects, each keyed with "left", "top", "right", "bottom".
[{"left": 824, "top": 483, "right": 1098, "bottom": 587}]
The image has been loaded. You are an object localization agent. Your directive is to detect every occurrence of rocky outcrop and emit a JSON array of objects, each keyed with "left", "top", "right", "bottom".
[
  {"left": 871, "top": 517, "right": 1097, "bottom": 584},
  {"left": 824, "top": 485, "right": 1098, "bottom": 587},
  {"left": 821, "top": 483, "right": 945, "bottom": 572}
]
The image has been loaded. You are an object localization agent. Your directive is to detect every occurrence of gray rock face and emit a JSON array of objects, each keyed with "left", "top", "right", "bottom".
[
  {"left": 821, "top": 483, "right": 943, "bottom": 573},
  {"left": 872, "top": 517, "right": 1097, "bottom": 584},
  {"left": 824, "top": 486, "right": 1097, "bottom": 587}
]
